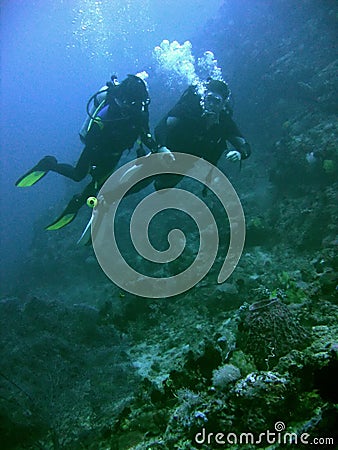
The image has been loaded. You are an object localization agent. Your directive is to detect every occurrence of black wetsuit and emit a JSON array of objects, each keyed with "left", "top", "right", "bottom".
[
  {"left": 154, "top": 85, "right": 251, "bottom": 189},
  {"left": 56, "top": 101, "right": 155, "bottom": 183},
  {"left": 52, "top": 100, "right": 157, "bottom": 210}
]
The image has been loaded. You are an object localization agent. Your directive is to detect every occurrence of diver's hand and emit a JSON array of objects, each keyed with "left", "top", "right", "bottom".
[
  {"left": 226, "top": 150, "right": 241, "bottom": 162},
  {"left": 158, "top": 146, "right": 176, "bottom": 162},
  {"left": 97, "top": 194, "right": 110, "bottom": 209}
]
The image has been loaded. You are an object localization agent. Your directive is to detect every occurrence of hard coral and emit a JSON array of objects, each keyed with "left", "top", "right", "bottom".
[{"left": 237, "top": 298, "right": 311, "bottom": 369}]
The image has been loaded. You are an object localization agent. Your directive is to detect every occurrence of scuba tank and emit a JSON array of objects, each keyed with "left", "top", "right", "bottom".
[{"left": 79, "top": 75, "right": 119, "bottom": 143}]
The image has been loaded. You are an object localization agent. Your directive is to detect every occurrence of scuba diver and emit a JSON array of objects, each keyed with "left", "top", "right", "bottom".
[
  {"left": 153, "top": 78, "right": 251, "bottom": 190},
  {"left": 83, "top": 78, "right": 251, "bottom": 212},
  {"left": 15, "top": 74, "right": 158, "bottom": 230}
]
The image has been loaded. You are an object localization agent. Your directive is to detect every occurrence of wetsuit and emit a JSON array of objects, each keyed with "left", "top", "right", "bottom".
[
  {"left": 15, "top": 74, "right": 158, "bottom": 230},
  {"left": 56, "top": 101, "right": 155, "bottom": 183},
  {"left": 154, "top": 86, "right": 251, "bottom": 189},
  {"left": 45, "top": 99, "right": 156, "bottom": 229}
]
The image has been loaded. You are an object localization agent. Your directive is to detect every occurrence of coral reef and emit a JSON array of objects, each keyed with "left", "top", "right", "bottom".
[
  {"left": 237, "top": 297, "right": 311, "bottom": 369},
  {"left": 0, "top": 297, "right": 140, "bottom": 449},
  {"left": 1, "top": 1, "right": 337, "bottom": 448}
]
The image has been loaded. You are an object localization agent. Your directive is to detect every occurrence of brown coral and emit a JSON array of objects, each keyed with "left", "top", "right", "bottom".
[{"left": 237, "top": 298, "right": 311, "bottom": 369}]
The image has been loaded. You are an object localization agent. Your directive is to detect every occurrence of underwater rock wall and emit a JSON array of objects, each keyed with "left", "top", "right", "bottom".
[
  {"left": 1, "top": 1, "right": 337, "bottom": 448},
  {"left": 198, "top": 0, "right": 337, "bottom": 141},
  {"left": 202, "top": 0, "right": 338, "bottom": 254}
]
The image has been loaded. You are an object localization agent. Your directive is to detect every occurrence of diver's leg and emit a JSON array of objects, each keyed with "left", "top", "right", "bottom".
[
  {"left": 126, "top": 176, "right": 155, "bottom": 195},
  {"left": 51, "top": 146, "right": 92, "bottom": 181},
  {"left": 15, "top": 156, "right": 58, "bottom": 187},
  {"left": 45, "top": 181, "right": 96, "bottom": 230},
  {"left": 101, "top": 174, "right": 156, "bottom": 204},
  {"left": 16, "top": 146, "right": 93, "bottom": 187},
  {"left": 154, "top": 174, "right": 183, "bottom": 190},
  {"left": 101, "top": 174, "right": 183, "bottom": 204}
]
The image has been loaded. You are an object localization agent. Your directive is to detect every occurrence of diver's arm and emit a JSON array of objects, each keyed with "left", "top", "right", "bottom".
[
  {"left": 154, "top": 114, "right": 179, "bottom": 147},
  {"left": 221, "top": 113, "right": 251, "bottom": 161},
  {"left": 152, "top": 116, "right": 177, "bottom": 161},
  {"left": 137, "top": 106, "right": 159, "bottom": 154},
  {"left": 226, "top": 136, "right": 251, "bottom": 160},
  {"left": 140, "top": 129, "right": 158, "bottom": 153}
]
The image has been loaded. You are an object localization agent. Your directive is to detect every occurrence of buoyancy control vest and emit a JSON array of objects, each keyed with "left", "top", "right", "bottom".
[{"left": 79, "top": 75, "right": 119, "bottom": 143}]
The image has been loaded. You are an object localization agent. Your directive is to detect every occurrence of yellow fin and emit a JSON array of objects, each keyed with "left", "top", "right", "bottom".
[
  {"left": 16, "top": 170, "right": 46, "bottom": 187},
  {"left": 45, "top": 213, "right": 76, "bottom": 231}
]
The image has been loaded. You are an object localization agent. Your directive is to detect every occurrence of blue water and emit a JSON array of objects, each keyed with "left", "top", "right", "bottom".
[
  {"left": 0, "top": 0, "right": 223, "bottom": 293},
  {"left": 1, "top": 1, "right": 337, "bottom": 448}
]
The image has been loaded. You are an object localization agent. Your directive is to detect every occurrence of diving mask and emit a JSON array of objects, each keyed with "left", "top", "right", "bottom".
[{"left": 202, "top": 91, "right": 225, "bottom": 114}]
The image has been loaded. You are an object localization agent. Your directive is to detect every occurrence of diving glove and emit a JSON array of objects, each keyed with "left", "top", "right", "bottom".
[
  {"left": 157, "top": 146, "right": 176, "bottom": 162},
  {"left": 226, "top": 150, "right": 241, "bottom": 162}
]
